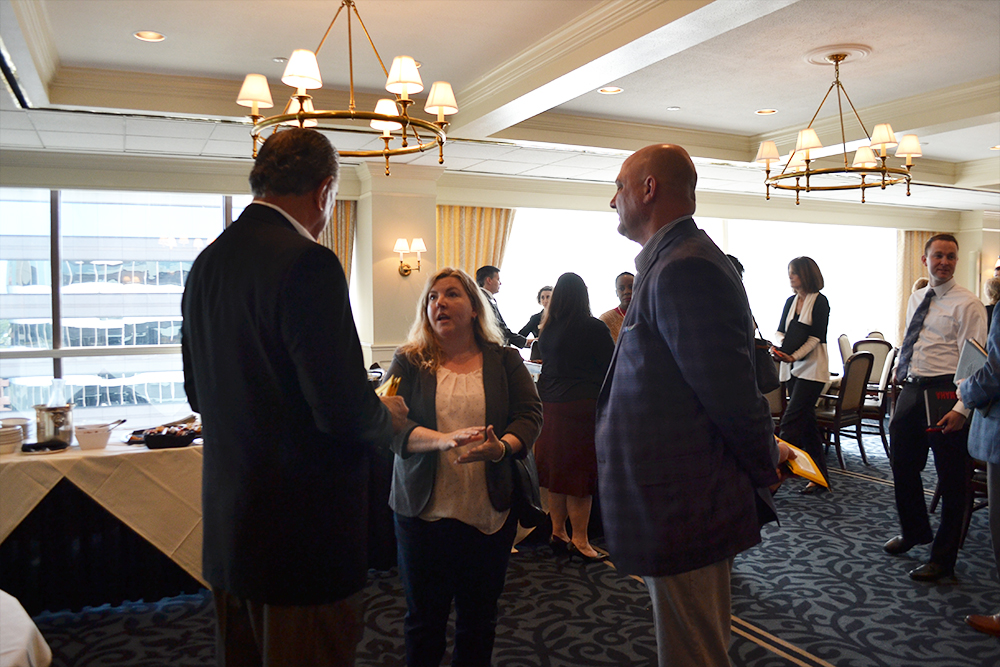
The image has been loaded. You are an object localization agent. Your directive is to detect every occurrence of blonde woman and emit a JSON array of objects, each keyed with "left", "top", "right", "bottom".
[{"left": 384, "top": 267, "right": 542, "bottom": 667}]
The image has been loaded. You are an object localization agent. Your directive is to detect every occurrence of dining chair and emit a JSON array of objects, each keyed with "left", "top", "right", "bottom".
[
  {"left": 866, "top": 331, "right": 885, "bottom": 340},
  {"left": 837, "top": 334, "right": 852, "bottom": 366},
  {"left": 860, "top": 346, "right": 897, "bottom": 456},
  {"left": 816, "top": 351, "right": 874, "bottom": 470},
  {"left": 853, "top": 338, "right": 893, "bottom": 389}
]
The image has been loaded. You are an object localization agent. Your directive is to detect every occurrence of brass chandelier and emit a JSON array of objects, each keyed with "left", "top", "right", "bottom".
[
  {"left": 235, "top": 0, "right": 457, "bottom": 175},
  {"left": 755, "top": 52, "right": 921, "bottom": 204}
]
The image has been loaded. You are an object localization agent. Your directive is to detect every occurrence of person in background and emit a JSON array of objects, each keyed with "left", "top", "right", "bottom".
[
  {"left": 385, "top": 267, "right": 543, "bottom": 667},
  {"left": 476, "top": 265, "right": 528, "bottom": 348},
  {"left": 181, "top": 127, "right": 408, "bottom": 667},
  {"left": 983, "top": 276, "right": 999, "bottom": 331},
  {"left": 912, "top": 276, "right": 929, "bottom": 293},
  {"left": 598, "top": 272, "right": 634, "bottom": 343},
  {"left": 770, "top": 257, "right": 831, "bottom": 495},
  {"left": 534, "top": 272, "right": 614, "bottom": 563},
  {"left": 884, "top": 234, "right": 987, "bottom": 582},
  {"left": 518, "top": 285, "right": 553, "bottom": 339},
  {"left": 959, "top": 305, "right": 1000, "bottom": 636},
  {"left": 597, "top": 144, "right": 782, "bottom": 666}
]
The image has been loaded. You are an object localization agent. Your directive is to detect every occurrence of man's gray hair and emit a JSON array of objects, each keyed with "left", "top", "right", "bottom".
[{"left": 249, "top": 128, "right": 339, "bottom": 198}]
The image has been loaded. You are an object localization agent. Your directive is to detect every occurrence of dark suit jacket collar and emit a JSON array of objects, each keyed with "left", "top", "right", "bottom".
[
  {"left": 633, "top": 216, "right": 697, "bottom": 294},
  {"left": 240, "top": 202, "right": 299, "bottom": 235}
]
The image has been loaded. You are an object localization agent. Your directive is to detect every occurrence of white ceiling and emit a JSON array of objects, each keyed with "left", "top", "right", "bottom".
[{"left": 1, "top": 0, "right": 998, "bottom": 211}]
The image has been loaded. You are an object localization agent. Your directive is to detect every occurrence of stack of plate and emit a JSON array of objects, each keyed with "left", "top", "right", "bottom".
[{"left": 0, "top": 426, "right": 23, "bottom": 454}]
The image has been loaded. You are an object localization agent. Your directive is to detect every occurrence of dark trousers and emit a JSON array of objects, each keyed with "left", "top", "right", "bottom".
[
  {"left": 780, "top": 375, "right": 829, "bottom": 485},
  {"left": 394, "top": 513, "right": 517, "bottom": 667},
  {"left": 888, "top": 381, "right": 970, "bottom": 570}
]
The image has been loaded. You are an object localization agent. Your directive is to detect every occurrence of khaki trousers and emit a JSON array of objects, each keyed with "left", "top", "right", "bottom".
[{"left": 642, "top": 557, "right": 734, "bottom": 667}]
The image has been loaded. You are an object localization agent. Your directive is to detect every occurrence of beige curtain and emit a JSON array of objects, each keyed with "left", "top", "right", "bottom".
[
  {"left": 895, "top": 230, "right": 933, "bottom": 344},
  {"left": 316, "top": 200, "right": 357, "bottom": 279},
  {"left": 436, "top": 206, "right": 516, "bottom": 276}
]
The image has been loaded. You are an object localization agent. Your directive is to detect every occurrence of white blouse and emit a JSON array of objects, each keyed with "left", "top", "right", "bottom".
[{"left": 419, "top": 366, "right": 508, "bottom": 534}]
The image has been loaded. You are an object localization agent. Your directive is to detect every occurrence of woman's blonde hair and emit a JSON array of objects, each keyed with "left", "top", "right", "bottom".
[
  {"left": 984, "top": 277, "right": 1000, "bottom": 305},
  {"left": 398, "top": 267, "right": 505, "bottom": 372}
]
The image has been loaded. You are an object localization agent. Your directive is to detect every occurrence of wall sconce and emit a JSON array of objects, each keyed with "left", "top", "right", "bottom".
[{"left": 393, "top": 237, "right": 426, "bottom": 276}]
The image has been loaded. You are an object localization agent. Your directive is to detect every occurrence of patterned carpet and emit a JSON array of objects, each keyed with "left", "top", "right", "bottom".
[{"left": 32, "top": 436, "right": 1000, "bottom": 666}]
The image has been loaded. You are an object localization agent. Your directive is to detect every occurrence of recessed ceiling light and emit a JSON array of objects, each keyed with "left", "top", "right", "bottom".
[
  {"left": 133, "top": 30, "right": 165, "bottom": 42},
  {"left": 992, "top": 145, "right": 1000, "bottom": 151},
  {"left": 756, "top": 108, "right": 778, "bottom": 115},
  {"left": 272, "top": 56, "right": 288, "bottom": 64},
  {"left": 666, "top": 106, "right": 681, "bottom": 112},
  {"left": 599, "top": 86, "right": 623, "bottom": 95}
]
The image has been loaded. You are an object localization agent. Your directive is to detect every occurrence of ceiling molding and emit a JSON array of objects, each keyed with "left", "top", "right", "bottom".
[
  {"left": 955, "top": 156, "right": 1000, "bottom": 191},
  {"left": 491, "top": 111, "right": 752, "bottom": 161},
  {"left": 1, "top": 0, "right": 55, "bottom": 106}
]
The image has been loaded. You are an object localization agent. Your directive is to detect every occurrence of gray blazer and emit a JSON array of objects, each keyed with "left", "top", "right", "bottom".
[
  {"left": 961, "top": 305, "right": 1000, "bottom": 464},
  {"left": 385, "top": 345, "right": 542, "bottom": 517},
  {"left": 595, "top": 218, "right": 779, "bottom": 577}
]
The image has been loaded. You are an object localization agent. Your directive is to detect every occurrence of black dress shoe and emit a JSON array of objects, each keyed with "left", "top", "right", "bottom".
[
  {"left": 549, "top": 536, "right": 570, "bottom": 555},
  {"left": 908, "top": 562, "right": 954, "bottom": 582},
  {"left": 883, "top": 535, "right": 931, "bottom": 555},
  {"left": 567, "top": 542, "right": 608, "bottom": 563}
]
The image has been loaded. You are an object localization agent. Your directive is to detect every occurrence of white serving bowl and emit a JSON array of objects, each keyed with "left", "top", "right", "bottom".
[{"left": 75, "top": 424, "right": 113, "bottom": 450}]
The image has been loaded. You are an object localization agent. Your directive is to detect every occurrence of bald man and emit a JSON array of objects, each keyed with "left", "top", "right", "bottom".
[{"left": 595, "top": 145, "right": 782, "bottom": 666}]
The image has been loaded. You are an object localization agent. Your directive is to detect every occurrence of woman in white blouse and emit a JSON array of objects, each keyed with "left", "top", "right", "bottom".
[
  {"left": 771, "top": 256, "right": 831, "bottom": 494},
  {"left": 384, "top": 267, "right": 542, "bottom": 666}
]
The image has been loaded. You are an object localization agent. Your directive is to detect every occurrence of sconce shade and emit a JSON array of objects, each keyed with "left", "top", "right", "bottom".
[
  {"left": 852, "top": 145, "right": 878, "bottom": 168},
  {"left": 386, "top": 56, "right": 423, "bottom": 95},
  {"left": 282, "top": 49, "right": 323, "bottom": 89},
  {"left": 870, "top": 123, "right": 897, "bottom": 149},
  {"left": 237, "top": 74, "right": 274, "bottom": 108},
  {"left": 755, "top": 141, "right": 780, "bottom": 164},
  {"left": 795, "top": 129, "right": 822, "bottom": 153},
  {"left": 371, "top": 99, "right": 403, "bottom": 131},
  {"left": 424, "top": 82, "right": 458, "bottom": 115},
  {"left": 895, "top": 134, "right": 922, "bottom": 158},
  {"left": 393, "top": 238, "right": 410, "bottom": 254},
  {"left": 409, "top": 238, "right": 427, "bottom": 253}
]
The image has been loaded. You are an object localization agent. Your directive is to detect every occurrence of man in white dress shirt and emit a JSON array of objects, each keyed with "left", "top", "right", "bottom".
[{"left": 883, "top": 234, "right": 988, "bottom": 581}]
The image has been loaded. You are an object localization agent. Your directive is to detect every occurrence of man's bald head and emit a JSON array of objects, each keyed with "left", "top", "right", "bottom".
[{"left": 611, "top": 144, "right": 698, "bottom": 245}]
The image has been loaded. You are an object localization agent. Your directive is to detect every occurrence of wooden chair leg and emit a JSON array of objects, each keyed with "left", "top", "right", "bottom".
[
  {"left": 856, "top": 421, "right": 869, "bottom": 465},
  {"left": 835, "top": 429, "right": 846, "bottom": 470}
]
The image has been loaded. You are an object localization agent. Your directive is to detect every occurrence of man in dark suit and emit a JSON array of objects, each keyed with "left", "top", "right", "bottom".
[
  {"left": 182, "top": 127, "right": 407, "bottom": 666},
  {"left": 595, "top": 144, "right": 781, "bottom": 666},
  {"left": 476, "top": 265, "right": 528, "bottom": 348}
]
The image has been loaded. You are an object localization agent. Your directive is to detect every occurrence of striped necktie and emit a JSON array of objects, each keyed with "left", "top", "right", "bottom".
[{"left": 895, "top": 288, "right": 935, "bottom": 382}]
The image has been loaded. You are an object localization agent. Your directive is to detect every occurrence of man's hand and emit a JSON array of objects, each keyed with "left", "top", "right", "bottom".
[
  {"left": 380, "top": 395, "right": 410, "bottom": 433},
  {"left": 770, "top": 439, "right": 797, "bottom": 491},
  {"left": 937, "top": 410, "right": 966, "bottom": 434}
]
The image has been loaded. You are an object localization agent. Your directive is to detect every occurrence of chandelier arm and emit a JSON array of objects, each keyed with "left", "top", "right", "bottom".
[
  {"left": 314, "top": 1, "right": 347, "bottom": 56},
  {"left": 347, "top": 4, "right": 356, "bottom": 112},
  {"left": 804, "top": 80, "right": 838, "bottom": 131},
  {"left": 252, "top": 111, "right": 446, "bottom": 155},
  {"left": 836, "top": 81, "right": 847, "bottom": 169},
  {"left": 351, "top": 2, "right": 390, "bottom": 78}
]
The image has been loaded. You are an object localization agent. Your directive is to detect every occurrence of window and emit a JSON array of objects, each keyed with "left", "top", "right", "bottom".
[
  {"left": 0, "top": 188, "right": 225, "bottom": 430},
  {"left": 501, "top": 208, "right": 897, "bottom": 352}
]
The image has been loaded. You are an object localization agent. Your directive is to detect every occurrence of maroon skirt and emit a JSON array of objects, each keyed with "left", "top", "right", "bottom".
[{"left": 534, "top": 399, "right": 598, "bottom": 497}]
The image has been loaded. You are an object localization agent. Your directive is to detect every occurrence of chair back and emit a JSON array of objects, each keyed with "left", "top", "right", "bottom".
[
  {"left": 876, "top": 347, "right": 898, "bottom": 393},
  {"left": 839, "top": 352, "right": 874, "bottom": 413},
  {"left": 838, "top": 334, "right": 851, "bottom": 365},
  {"left": 866, "top": 331, "right": 885, "bottom": 340},
  {"left": 853, "top": 338, "right": 893, "bottom": 385}
]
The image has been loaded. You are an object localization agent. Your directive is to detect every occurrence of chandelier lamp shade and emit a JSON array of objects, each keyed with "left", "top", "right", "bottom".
[
  {"left": 755, "top": 52, "right": 920, "bottom": 204},
  {"left": 235, "top": 0, "right": 457, "bottom": 175}
]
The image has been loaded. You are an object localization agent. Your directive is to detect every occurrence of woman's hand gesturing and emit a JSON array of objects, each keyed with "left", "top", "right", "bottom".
[{"left": 455, "top": 424, "right": 505, "bottom": 464}]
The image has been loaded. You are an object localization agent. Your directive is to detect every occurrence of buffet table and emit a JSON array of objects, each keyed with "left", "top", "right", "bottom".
[{"left": 0, "top": 440, "right": 397, "bottom": 614}]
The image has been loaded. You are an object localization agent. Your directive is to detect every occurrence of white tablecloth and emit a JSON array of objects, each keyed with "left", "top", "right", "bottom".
[
  {"left": 0, "top": 444, "right": 206, "bottom": 586},
  {"left": 0, "top": 590, "right": 51, "bottom": 667}
]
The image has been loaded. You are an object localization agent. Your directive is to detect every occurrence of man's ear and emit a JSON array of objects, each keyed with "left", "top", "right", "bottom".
[{"left": 643, "top": 175, "right": 656, "bottom": 203}]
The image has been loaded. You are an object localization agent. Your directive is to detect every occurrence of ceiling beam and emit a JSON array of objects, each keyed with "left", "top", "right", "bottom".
[{"left": 447, "top": 0, "right": 801, "bottom": 140}]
